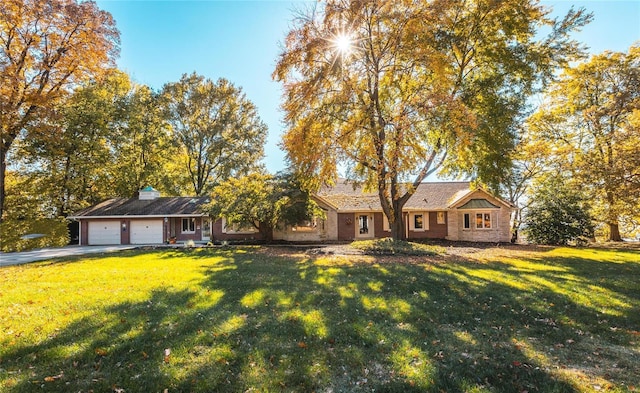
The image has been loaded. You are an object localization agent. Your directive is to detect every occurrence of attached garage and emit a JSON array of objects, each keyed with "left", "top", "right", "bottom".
[
  {"left": 130, "top": 220, "right": 164, "bottom": 244},
  {"left": 69, "top": 188, "right": 211, "bottom": 246},
  {"left": 88, "top": 221, "right": 121, "bottom": 245}
]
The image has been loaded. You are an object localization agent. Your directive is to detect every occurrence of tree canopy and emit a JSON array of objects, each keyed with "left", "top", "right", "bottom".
[
  {"left": 161, "top": 73, "right": 268, "bottom": 196},
  {"left": 0, "top": 0, "right": 120, "bottom": 219},
  {"left": 207, "top": 172, "right": 322, "bottom": 242},
  {"left": 13, "top": 70, "right": 176, "bottom": 217},
  {"left": 527, "top": 45, "right": 640, "bottom": 241},
  {"left": 274, "top": 0, "right": 590, "bottom": 240}
]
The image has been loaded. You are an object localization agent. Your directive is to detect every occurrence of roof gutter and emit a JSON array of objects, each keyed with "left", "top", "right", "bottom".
[{"left": 68, "top": 214, "right": 209, "bottom": 220}]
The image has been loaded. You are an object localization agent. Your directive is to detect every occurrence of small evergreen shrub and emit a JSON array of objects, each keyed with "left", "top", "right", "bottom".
[{"left": 523, "top": 177, "right": 594, "bottom": 246}]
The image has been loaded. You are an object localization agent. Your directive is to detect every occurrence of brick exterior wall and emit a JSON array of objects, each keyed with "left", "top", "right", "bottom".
[
  {"left": 121, "top": 219, "right": 130, "bottom": 244},
  {"left": 450, "top": 209, "right": 512, "bottom": 242},
  {"left": 373, "top": 212, "right": 391, "bottom": 238},
  {"left": 211, "top": 219, "right": 264, "bottom": 242},
  {"left": 408, "top": 212, "right": 447, "bottom": 240},
  {"left": 337, "top": 213, "right": 355, "bottom": 241}
]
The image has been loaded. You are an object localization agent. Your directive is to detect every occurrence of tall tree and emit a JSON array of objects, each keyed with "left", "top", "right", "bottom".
[
  {"left": 274, "top": 0, "right": 589, "bottom": 240},
  {"left": 17, "top": 70, "right": 132, "bottom": 216},
  {"left": 0, "top": 0, "right": 120, "bottom": 220},
  {"left": 17, "top": 70, "right": 174, "bottom": 217},
  {"left": 110, "top": 83, "right": 176, "bottom": 198},
  {"left": 161, "top": 73, "right": 267, "bottom": 196},
  {"left": 528, "top": 46, "right": 640, "bottom": 241},
  {"left": 498, "top": 130, "right": 549, "bottom": 242}
]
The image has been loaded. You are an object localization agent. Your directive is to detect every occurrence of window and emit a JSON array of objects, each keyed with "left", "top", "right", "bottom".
[
  {"left": 464, "top": 212, "right": 492, "bottom": 229},
  {"left": 182, "top": 218, "right": 195, "bottom": 233},
  {"left": 437, "top": 211, "right": 445, "bottom": 224},
  {"left": 221, "top": 218, "right": 258, "bottom": 234},
  {"left": 414, "top": 214, "right": 424, "bottom": 230},
  {"left": 410, "top": 212, "right": 428, "bottom": 231},
  {"left": 475, "top": 213, "right": 492, "bottom": 229},
  {"left": 292, "top": 218, "right": 318, "bottom": 232}
]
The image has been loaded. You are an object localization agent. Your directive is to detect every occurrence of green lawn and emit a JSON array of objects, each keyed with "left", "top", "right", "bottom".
[{"left": 1, "top": 245, "right": 638, "bottom": 392}]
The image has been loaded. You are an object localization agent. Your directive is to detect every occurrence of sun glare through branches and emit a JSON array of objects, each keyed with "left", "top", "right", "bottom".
[
  {"left": 328, "top": 30, "right": 357, "bottom": 66},
  {"left": 333, "top": 33, "right": 354, "bottom": 56}
]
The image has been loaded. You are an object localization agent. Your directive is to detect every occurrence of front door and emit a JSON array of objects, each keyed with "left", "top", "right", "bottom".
[
  {"left": 356, "top": 214, "right": 374, "bottom": 238},
  {"left": 201, "top": 218, "right": 211, "bottom": 241}
]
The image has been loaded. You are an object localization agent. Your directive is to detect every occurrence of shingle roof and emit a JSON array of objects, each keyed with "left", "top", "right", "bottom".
[
  {"left": 70, "top": 196, "right": 210, "bottom": 218},
  {"left": 317, "top": 180, "right": 473, "bottom": 211}
]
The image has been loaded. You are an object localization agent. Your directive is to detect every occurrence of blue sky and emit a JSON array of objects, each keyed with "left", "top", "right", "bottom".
[{"left": 96, "top": 0, "right": 640, "bottom": 175}]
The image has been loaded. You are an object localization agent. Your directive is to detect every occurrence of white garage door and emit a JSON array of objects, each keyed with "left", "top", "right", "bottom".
[
  {"left": 130, "top": 220, "right": 164, "bottom": 244},
  {"left": 88, "top": 221, "right": 121, "bottom": 245}
]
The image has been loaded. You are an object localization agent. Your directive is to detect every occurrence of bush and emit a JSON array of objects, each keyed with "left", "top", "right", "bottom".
[
  {"left": 0, "top": 218, "right": 70, "bottom": 252},
  {"left": 523, "top": 177, "right": 594, "bottom": 246},
  {"left": 351, "top": 238, "right": 444, "bottom": 256}
]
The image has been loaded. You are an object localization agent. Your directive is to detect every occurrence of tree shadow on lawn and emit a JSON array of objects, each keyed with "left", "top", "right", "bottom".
[
  {"left": 455, "top": 248, "right": 640, "bottom": 339},
  {"left": 3, "top": 248, "right": 638, "bottom": 392}
]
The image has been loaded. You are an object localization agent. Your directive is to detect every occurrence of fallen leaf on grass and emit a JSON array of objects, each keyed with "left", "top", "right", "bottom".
[
  {"left": 298, "top": 342, "right": 307, "bottom": 349},
  {"left": 163, "top": 348, "right": 171, "bottom": 363},
  {"left": 95, "top": 348, "right": 107, "bottom": 356},
  {"left": 44, "top": 372, "right": 63, "bottom": 382}
]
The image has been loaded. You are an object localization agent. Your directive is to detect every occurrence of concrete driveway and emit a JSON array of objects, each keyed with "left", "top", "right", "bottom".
[{"left": 0, "top": 245, "right": 138, "bottom": 267}]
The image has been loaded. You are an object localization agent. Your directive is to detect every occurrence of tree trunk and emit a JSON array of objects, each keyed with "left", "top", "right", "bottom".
[
  {"left": 0, "top": 147, "right": 6, "bottom": 221},
  {"left": 390, "top": 213, "right": 406, "bottom": 241},
  {"left": 388, "top": 199, "right": 407, "bottom": 241},
  {"left": 511, "top": 208, "right": 521, "bottom": 243},
  {"left": 609, "top": 222, "right": 622, "bottom": 242},
  {"left": 605, "top": 191, "right": 622, "bottom": 242},
  {"left": 259, "top": 222, "right": 274, "bottom": 244}
]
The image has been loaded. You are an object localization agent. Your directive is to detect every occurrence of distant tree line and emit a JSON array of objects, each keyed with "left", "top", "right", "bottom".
[{"left": 3, "top": 70, "right": 267, "bottom": 220}]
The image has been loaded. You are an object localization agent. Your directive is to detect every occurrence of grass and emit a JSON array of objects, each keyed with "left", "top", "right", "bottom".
[{"left": 0, "top": 245, "right": 638, "bottom": 392}]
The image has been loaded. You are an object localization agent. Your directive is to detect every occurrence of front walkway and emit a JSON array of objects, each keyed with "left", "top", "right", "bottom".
[{"left": 0, "top": 245, "right": 138, "bottom": 267}]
